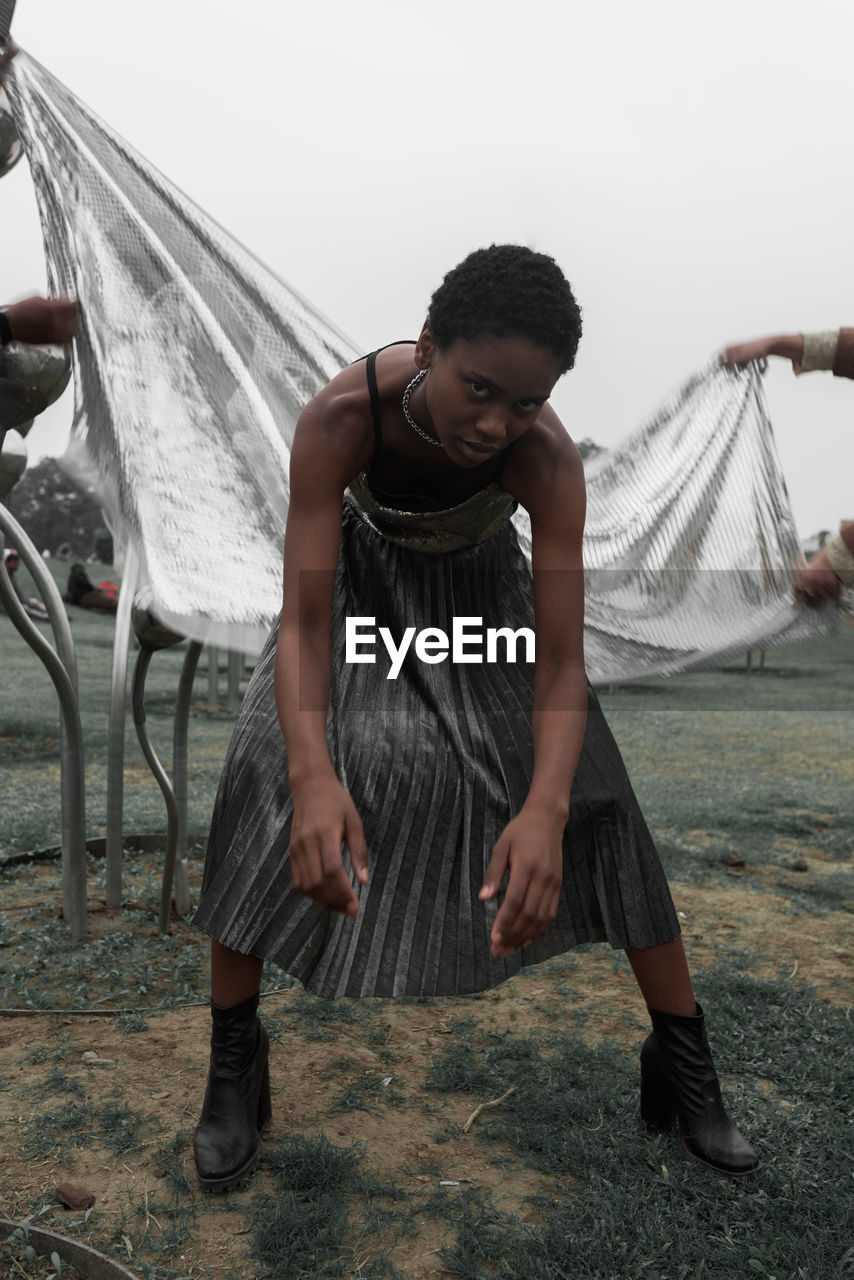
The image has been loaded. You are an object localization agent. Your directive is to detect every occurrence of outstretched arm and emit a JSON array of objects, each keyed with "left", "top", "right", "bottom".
[
  {"left": 722, "top": 329, "right": 854, "bottom": 380},
  {"left": 721, "top": 333, "right": 805, "bottom": 369}
]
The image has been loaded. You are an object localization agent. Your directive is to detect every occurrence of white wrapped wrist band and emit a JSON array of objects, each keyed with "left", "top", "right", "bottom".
[
  {"left": 793, "top": 330, "right": 839, "bottom": 375},
  {"left": 825, "top": 532, "right": 854, "bottom": 587}
]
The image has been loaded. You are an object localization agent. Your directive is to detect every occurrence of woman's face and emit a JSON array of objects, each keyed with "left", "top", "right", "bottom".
[{"left": 412, "top": 327, "right": 562, "bottom": 468}]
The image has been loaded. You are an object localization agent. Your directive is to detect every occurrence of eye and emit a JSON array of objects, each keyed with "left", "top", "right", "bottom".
[
  {"left": 517, "top": 398, "right": 544, "bottom": 412},
  {"left": 468, "top": 381, "right": 490, "bottom": 399}
]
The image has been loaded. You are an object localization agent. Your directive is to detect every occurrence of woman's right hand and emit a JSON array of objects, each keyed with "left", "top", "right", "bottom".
[
  {"left": 288, "top": 774, "right": 370, "bottom": 917},
  {"left": 721, "top": 333, "right": 804, "bottom": 370}
]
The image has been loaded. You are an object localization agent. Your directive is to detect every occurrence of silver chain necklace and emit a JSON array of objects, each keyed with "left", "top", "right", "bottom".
[{"left": 401, "top": 369, "right": 443, "bottom": 447}]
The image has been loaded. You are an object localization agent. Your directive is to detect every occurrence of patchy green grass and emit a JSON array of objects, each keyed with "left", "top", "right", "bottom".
[
  {"left": 598, "top": 628, "right": 854, "bottom": 894},
  {"left": 1, "top": 595, "right": 853, "bottom": 1278},
  {"left": 0, "top": 556, "right": 242, "bottom": 858}
]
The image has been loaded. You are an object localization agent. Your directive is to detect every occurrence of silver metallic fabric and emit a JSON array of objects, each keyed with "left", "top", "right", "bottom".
[
  {"left": 5, "top": 52, "right": 845, "bottom": 674},
  {"left": 512, "top": 359, "right": 846, "bottom": 683},
  {"left": 0, "top": 0, "right": 16, "bottom": 44},
  {"left": 6, "top": 51, "right": 360, "bottom": 652}
]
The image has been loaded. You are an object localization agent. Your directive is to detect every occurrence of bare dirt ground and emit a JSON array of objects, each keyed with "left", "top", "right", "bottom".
[{"left": 1, "top": 870, "right": 851, "bottom": 1279}]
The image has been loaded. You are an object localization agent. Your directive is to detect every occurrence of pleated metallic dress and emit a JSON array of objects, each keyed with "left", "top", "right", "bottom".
[{"left": 193, "top": 459, "right": 681, "bottom": 998}]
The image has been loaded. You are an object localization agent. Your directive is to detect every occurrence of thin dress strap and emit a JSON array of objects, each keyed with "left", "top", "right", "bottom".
[
  {"left": 365, "top": 351, "right": 383, "bottom": 457},
  {"left": 360, "top": 340, "right": 417, "bottom": 458}
]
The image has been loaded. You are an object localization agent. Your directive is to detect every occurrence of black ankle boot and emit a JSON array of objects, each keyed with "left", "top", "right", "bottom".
[
  {"left": 194, "top": 992, "right": 272, "bottom": 1192},
  {"left": 640, "top": 1002, "right": 760, "bottom": 1176}
]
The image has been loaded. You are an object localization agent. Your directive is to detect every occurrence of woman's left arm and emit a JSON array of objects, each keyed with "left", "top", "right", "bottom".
[{"left": 480, "top": 417, "right": 588, "bottom": 956}]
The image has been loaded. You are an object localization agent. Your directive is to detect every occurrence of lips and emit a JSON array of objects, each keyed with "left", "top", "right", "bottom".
[{"left": 458, "top": 439, "right": 498, "bottom": 460}]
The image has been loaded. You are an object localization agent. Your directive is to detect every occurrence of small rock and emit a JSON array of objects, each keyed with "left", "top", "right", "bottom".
[
  {"left": 791, "top": 858, "right": 809, "bottom": 872},
  {"left": 82, "top": 1051, "right": 99, "bottom": 1062},
  {"left": 55, "top": 1180, "right": 95, "bottom": 1210},
  {"left": 725, "top": 851, "right": 745, "bottom": 868},
  {"left": 677, "top": 911, "right": 689, "bottom": 921}
]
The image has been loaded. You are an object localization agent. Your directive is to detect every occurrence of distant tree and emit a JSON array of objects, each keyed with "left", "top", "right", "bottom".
[{"left": 4, "top": 458, "right": 108, "bottom": 559}]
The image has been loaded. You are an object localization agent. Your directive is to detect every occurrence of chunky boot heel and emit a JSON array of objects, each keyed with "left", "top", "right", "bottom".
[
  {"left": 639, "top": 1034, "right": 676, "bottom": 1132},
  {"left": 194, "top": 992, "right": 271, "bottom": 1193},
  {"left": 642, "top": 1002, "right": 760, "bottom": 1177}
]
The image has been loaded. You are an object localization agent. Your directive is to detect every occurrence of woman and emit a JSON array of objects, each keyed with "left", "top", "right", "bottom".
[{"left": 193, "top": 244, "right": 760, "bottom": 1190}]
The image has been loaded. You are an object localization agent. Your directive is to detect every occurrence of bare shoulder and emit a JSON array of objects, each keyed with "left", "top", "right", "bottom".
[
  {"left": 372, "top": 340, "right": 419, "bottom": 391},
  {"left": 291, "top": 359, "right": 375, "bottom": 491},
  {"left": 500, "top": 405, "right": 585, "bottom": 517}
]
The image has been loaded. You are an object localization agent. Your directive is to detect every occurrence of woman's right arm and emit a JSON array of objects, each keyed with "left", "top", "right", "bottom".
[
  {"left": 275, "top": 383, "right": 373, "bottom": 916},
  {"left": 722, "top": 329, "right": 854, "bottom": 379},
  {"left": 721, "top": 334, "right": 805, "bottom": 368}
]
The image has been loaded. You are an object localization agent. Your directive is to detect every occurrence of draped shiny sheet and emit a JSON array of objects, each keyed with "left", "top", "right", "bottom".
[
  {"left": 512, "top": 359, "right": 850, "bottom": 681},
  {"left": 7, "top": 52, "right": 360, "bottom": 653},
  {"left": 7, "top": 53, "right": 847, "bottom": 674}
]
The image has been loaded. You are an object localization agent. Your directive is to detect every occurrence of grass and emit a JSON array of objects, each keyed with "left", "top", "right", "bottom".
[
  {"left": 1, "top": 586, "right": 853, "bottom": 1278},
  {"left": 598, "top": 633, "right": 854, "bottom": 883},
  {"left": 249, "top": 1133, "right": 406, "bottom": 1279},
  {"left": 422, "top": 970, "right": 853, "bottom": 1278},
  {"left": 0, "top": 556, "right": 241, "bottom": 858}
]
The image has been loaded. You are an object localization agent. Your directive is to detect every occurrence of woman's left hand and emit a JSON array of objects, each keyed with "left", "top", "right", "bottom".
[{"left": 479, "top": 804, "right": 566, "bottom": 957}]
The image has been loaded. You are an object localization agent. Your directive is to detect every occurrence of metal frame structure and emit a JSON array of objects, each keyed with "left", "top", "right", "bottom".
[
  {"left": 0, "top": 501, "right": 87, "bottom": 937},
  {"left": 130, "top": 637, "right": 203, "bottom": 932}
]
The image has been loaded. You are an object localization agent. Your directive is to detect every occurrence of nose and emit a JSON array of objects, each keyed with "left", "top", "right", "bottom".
[{"left": 473, "top": 407, "right": 508, "bottom": 445}]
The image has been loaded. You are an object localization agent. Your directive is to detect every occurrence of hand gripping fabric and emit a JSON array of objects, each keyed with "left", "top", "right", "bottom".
[{"left": 511, "top": 360, "right": 846, "bottom": 682}]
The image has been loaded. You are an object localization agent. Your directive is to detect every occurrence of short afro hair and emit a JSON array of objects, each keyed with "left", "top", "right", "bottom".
[{"left": 427, "top": 244, "right": 582, "bottom": 374}]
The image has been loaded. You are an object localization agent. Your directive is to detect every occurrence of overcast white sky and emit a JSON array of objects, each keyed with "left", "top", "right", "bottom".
[{"left": 3, "top": 0, "right": 853, "bottom": 536}]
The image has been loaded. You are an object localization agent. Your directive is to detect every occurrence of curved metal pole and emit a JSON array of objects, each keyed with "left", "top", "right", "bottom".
[
  {"left": 0, "top": 506, "right": 79, "bottom": 685},
  {"left": 105, "top": 541, "right": 140, "bottom": 907},
  {"left": 0, "top": 510, "right": 81, "bottom": 880},
  {"left": 0, "top": 515, "right": 87, "bottom": 939},
  {"left": 172, "top": 639, "right": 202, "bottom": 916},
  {"left": 227, "top": 648, "right": 242, "bottom": 714},
  {"left": 130, "top": 646, "right": 178, "bottom": 935},
  {"left": 206, "top": 644, "right": 218, "bottom": 709}
]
